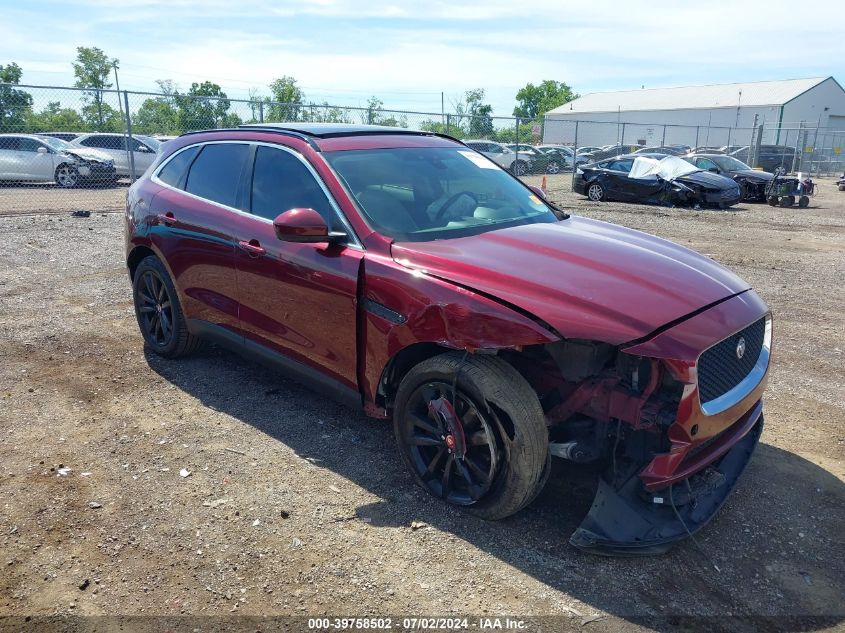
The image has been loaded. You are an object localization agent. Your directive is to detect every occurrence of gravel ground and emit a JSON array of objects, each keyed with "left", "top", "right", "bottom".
[{"left": 0, "top": 177, "right": 843, "bottom": 633}]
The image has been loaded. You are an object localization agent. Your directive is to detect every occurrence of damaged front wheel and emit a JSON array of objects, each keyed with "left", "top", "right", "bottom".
[{"left": 394, "top": 352, "right": 550, "bottom": 520}]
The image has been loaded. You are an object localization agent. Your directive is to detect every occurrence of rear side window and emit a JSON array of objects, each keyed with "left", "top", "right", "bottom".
[
  {"left": 250, "top": 146, "right": 335, "bottom": 224},
  {"left": 185, "top": 143, "right": 249, "bottom": 209},
  {"left": 157, "top": 145, "right": 200, "bottom": 189},
  {"left": 0, "top": 137, "right": 19, "bottom": 150}
]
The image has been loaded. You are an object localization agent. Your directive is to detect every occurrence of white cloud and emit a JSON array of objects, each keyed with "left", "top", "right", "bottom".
[{"left": 1, "top": 0, "right": 842, "bottom": 115}]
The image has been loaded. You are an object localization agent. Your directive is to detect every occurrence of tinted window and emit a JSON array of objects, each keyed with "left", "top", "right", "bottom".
[
  {"left": 158, "top": 145, "right": 201, "bottom": 189},
  {"left": 695, "top": 157, "right": 719, "bottom": 170},
  {"left": 185, "top": 143, "right": 249, "bottom": 209},
  {"left": 0, "top": 137, "right": 19, "bottom": 151},
  {"left": 607, "top": 159, "right": 633, "bottom": 172},
  {"left": 18, "top": 138, "right": 44, "bottom": 152},
  {"left": 250, "top": 146, "right": 335, "bottom": 223}
]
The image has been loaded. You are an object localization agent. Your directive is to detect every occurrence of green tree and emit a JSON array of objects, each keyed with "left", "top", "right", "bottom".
[
  {"left": 72, "top": 46, "right": 118, "bottom": 129},
  {"left": 453, "top": 88, "right": 493, "bottom": 137},
  {"left": 133, "top": 97, "right": 180, "bottom": 134},
  {"left": 267, "top": 76, "right": 304, "bottom": 121},
  {"left": 0, "top": 62, "right": 33, "bottom": 132},
  {"left": 513, "top": 80, "right": 577, "bottom": 119},
  {"left": 26, "top": 101, "right": 86, "bottom": 132},
  {"left": 176, "top": 81, "right": 234, "bottom": 130}
]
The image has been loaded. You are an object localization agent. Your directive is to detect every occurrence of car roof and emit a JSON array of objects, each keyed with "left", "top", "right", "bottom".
[{"left": 240, "top": 122, "right": 435, "bottom": 139}]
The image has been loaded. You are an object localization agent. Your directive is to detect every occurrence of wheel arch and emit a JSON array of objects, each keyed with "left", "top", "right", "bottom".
[{"left": 126, "top": 244, "right": 157, "bottom": 281}]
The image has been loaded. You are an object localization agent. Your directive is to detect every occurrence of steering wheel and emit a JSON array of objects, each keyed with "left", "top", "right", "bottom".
[{"left": 433, "top": 191, "right": 478, "bottom": 221}]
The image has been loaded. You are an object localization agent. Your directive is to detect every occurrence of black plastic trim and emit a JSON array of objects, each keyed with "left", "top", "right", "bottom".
[
  {"left": 186, "top": 319, "right": 362, "bottom": 410},
  {"left": 361, "top": 298, "right": 406, "bottom": 324}
]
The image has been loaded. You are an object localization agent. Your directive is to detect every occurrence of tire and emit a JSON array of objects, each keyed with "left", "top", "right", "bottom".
[
  {"left": 393, "top": 352, "right": 549, "bottom": 520},
  {"left": 510, "top": 160, "right": 528, "bottom": 177},
  {"left": 54, "top": 164, "right": 79, "bottom": 188},
  {"left": 767, "top": 196, "right": 779, "bottom": 207},
  {"left": 586, "top": 181, "right": 606, "bottom": 201},
  {"left": 132, "top": 256, "right": 202, "bottom": 358},
  {"left": 546, "top": 161, "right": 561, "bottom": 175},
  {"left": 780, "top": 195, "right": 795, "bottom": 207},
  {"left": 798, "top": 195, "right": 810, "bottom": 208},
  {"left": 838, "top": 184, "right": 845, "bottom": 191}
]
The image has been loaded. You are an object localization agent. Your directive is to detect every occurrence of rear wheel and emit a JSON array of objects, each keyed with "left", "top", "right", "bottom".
[
  {"left": 798, "top": 195, "right": 810, "bottom": 208},
  {"left": 767, "top": 196, "right": 779, "bottom": 206},
  {"left": 587, "top": 181, "right": 606, "bottom": 201},
  {"left": 780, "top": 195, "right": 795, "bottom": 207},
  {"left": 546, "top": 160, "right": 561, "bottom": 174},
  {"left": 394, "top": 352, "right": 549, "bottom": 520},
  {"left": 132, "top": 256, "right": 202, "bottom": 358}
]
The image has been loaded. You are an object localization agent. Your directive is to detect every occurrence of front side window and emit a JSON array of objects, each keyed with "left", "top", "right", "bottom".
[
  {"left": 325, "top": 146, "right": 559, "bottom": 241},
  {"left": 695, "top": 157, "right": 719, "bottom": 170},
  {"left": 185, "top": 143, "right": 249, "bottom": 209},
  {"left": 18, "top": 138, "right": 44, "bottom": 153},
  {"left": 250, "top": 146, "right": 335, "bottom": 224}
]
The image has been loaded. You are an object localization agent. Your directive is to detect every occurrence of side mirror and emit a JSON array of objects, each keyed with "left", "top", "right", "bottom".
[
  {"left": 527, "top": 185, "right": 547, "bottom": 200},
  {"left": 273, "top": 208, "right": 346, "bottom": 244},
  {"left": 37, "top": 146, "right": 49, "bottom": 154}
]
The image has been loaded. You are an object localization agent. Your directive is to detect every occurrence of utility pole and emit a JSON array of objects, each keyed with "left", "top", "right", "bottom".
[{"left": 113, "top": 60, "right": 132, "bottom": 174}]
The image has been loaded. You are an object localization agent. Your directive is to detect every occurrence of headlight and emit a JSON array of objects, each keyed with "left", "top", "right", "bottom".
[{"left": 576, "top": 167, "right": 583, "bottom": 175}]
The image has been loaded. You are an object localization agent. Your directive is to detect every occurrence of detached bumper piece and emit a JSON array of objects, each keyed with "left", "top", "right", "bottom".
[{"left": 570, "top": 414, "right": 763, "bottom": 556}]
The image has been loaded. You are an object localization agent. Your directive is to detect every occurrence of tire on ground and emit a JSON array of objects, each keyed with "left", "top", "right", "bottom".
[
  {"left": 132, "top": 255, "right": 202, "bottom": 358},
  {"left": 393, "top": 351, "right": 549, "bottom": 520}
]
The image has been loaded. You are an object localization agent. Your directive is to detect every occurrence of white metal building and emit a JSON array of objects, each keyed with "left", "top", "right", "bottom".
[{"left": 543, "top": 77, "right": 845, "bottom": 149}]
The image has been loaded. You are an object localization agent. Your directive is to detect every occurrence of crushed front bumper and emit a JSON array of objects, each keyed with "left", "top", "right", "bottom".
[{"left": 570, "top": 403, "right": 763, "bottom": 556}]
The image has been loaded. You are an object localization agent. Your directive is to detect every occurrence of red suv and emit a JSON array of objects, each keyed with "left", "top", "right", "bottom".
[{"left": 125, "top": 123, "right": 771, "bottom": 554}]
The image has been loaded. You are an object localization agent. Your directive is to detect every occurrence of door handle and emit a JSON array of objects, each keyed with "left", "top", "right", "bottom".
[
  {"left": 238, "top": 239, "right": 266, "bottom": 257},
  {"left": 156, "top": 212, "right": 176, "bottom": 225}
]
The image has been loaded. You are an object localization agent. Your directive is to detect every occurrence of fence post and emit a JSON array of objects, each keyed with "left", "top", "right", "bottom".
[
  {"left": 571, "top": 121, "right": 579, "bottom": 191},
  {"left": 661, "top": 125, "right": 666, "bottom": 146},
  {"left": 695, "top": 126, "right": 700, "bottom": 150},
  {"left": 259, "top": 101, "right": 264, "bottom": 123},
  {"left": 446, "top": 113, "right": 452, "bottom": 137},
  {"left": 123, "top": 90, "right": 137, "bottom": 184},
  {"left": 620, "top": 122, "right": 626, "bottom": 147}
]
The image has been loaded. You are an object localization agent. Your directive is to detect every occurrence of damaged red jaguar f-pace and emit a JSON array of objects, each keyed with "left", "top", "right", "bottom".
[{"left": 125, "top": 123, "right": 771, "bottom": 555}]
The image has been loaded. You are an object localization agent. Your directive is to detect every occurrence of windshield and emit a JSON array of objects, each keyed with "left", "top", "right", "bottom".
[
  {"left": 325, "top": 147, "right": 559, "bottom": 241},
  {"left": 712, "top": 155, "right": 752, "bottom": 171},
  {"left": 138, "top": 135, "right": 161, "bottom": 151},
  {"left": 40, "top": 136, "right": 69, "bottom": 152}
]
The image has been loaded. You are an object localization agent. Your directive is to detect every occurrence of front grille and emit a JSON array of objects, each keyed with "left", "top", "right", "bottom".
[{"left": 698, "top": 317, "right": 766, "bottom": 404}]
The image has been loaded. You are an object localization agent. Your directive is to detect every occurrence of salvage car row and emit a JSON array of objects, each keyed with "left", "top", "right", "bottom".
[
  {"left": 573, "top": 150, "right": 784, "bottom": 208},
  {"left": 0, "top": 132, "right": 160, "bottom": 187}
]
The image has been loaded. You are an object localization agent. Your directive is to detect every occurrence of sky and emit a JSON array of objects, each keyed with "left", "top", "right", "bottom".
[{"left": 1, "top": 0, "right": 843, "bottom": 118}]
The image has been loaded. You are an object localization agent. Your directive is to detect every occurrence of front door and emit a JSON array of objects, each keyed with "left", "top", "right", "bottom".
[{"left": 233, "top": 144, "right": 363, "bottom": 392}]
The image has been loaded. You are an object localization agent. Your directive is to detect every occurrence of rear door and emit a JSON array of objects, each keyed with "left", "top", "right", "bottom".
[
  {"left": 233, "top": 143, "right": 363, "bottom": 393},
  {"left": 148, "top": 142, "right": 249, "bottom": 334},
  {"left": 0, "top": 136, "right": 22, "bottom": 179}
]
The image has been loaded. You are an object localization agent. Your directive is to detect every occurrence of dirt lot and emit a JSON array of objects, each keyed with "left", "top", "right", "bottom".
[{"left": 1, "top": 176, "right": 843, "bottom": 632}]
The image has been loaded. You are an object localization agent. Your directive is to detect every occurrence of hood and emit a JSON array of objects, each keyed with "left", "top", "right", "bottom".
[
  {"left": 62, "top": 147, "right": 112, "bottom": 163},
  {"left": 677, "top": 170, "right": 737, "bottom": 189},
  {"left": 731, "top": 169, "right": 773, "bottom": 181},
  {"left": 391, "top": 217, "right": 750, "bottom": 345}
]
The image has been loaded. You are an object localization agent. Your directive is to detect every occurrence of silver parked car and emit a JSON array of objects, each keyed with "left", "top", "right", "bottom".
[
  {"left": 464, "top": 140, "right": 532, "bottom": 176},
  {"left": 0, "top": 133, "right": 116, "bottom": 187},
  {"left": 69, "top": 133, "right": 160, "bottom": 178}
]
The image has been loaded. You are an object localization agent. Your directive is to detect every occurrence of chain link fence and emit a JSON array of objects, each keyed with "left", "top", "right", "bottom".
[{"left": 2, "top": 83, "right": 844, "bottom": 214}]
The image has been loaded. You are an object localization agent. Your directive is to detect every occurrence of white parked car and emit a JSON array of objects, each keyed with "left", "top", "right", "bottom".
[
  {"left": 69, "top": 133, "right": 161, "bottom": 178},
  {"left": 0, "top": 133, "right": 117, "bottom": 187},
  {"left": 464, "top": 140, "right": 532, "bottom": 176}
]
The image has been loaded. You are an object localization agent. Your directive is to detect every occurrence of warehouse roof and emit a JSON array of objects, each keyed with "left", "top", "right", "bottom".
[{"left": 546, "top": 77, "right": 832, "bottom": 115}]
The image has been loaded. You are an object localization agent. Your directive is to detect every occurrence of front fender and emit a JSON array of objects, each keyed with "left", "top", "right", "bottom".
[{"left": 359, "top": 253, "right": 558, "bottom": 405}]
